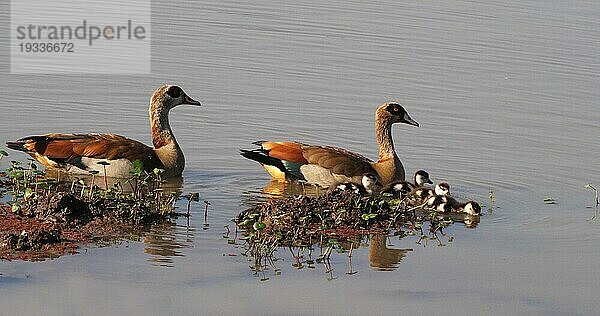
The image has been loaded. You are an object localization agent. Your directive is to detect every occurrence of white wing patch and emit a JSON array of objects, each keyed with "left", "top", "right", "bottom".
[
  {"left": 300, "top": 164, "right": 362, "bottom": 188},
  {"left": 64, "top": 157, "right": 134, "bottom": 178}
]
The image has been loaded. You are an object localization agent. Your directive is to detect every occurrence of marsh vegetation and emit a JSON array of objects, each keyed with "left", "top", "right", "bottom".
[
  {"left": 235, "top": 189, "right": 480, "bottom": 278},
  {"left": 0, "top": 153, "right": 198, "bottom": 261}
]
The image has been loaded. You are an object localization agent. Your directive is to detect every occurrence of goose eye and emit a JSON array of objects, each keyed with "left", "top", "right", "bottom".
[
  {"left": 166, "top": 86, "right": 182, "bottom": 98},
  {"left": 386, "top": 103, "right": 403, "bottom": 115}
]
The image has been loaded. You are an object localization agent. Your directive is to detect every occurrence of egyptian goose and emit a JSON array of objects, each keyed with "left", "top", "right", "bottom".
[
  {"left": 462, "top": 200, "right": 482, "bottom": 216},
  {"left": 330, "top": 173, "right": 383, "bottom": 195},
  {"left": 426, "top": 195, "right": 481, "bottom": 216},
  {"left": 240, "top": 102, "right": 419, "bottom": 187},
  {"left": 434, "top": 182, "right": 450, "bottom": 196},
  {"left": 413, "top": 182, "right": 451, "bottom": 203},
  {"left": 6, "top": 85, "right": 201, "bottom": 178},
  {"left": 381, "top": 170, "right": 433, "bottom": 197}
]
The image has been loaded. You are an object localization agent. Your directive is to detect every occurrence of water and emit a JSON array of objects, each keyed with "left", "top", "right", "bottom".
[{"left": 1, "top": 0, "right": 599, "bottom": 314}]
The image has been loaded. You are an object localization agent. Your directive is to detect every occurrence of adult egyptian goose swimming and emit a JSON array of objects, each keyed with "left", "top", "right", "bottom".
[
  {"left": 240, "top": 102, "right": 419, "bottom": 187},
  {"left": 6, "top": 85, "right": 201, "bottom": 178}
]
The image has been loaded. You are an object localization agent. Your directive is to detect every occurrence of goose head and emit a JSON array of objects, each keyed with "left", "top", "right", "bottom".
[
  {"left": 463, "top": 201, "right": 481, "bottom": 216},
  {"left": 361, "top": 173, "right": 383, "bottom": 195},
  {"left": 149, "top": 85, "right": 201, "bottom": 150},
  {"left": 151, "top": 85, "right": 201, "bottom": 111},
  {"left": 414, "top": 170, "right": 433, "bottom": 186},
  {"left": 376, "top": 102, "right": 419, "bottom": 127},
  {"left": 390, "top": 182, "right": 414, "bottom": 196},
  {"left": 434, "top": 182, "right": 450, "bottom": 196}
]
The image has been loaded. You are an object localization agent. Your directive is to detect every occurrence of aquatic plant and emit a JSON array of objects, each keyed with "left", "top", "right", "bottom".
[
  {"left": 585, "top": 183, "right": 599, "bottom": 221},
  {"left": 204, "top": 200, "right": 211, "bottom": 217},
  {"left": 97, "top": 161, "right": 110, "bottom": 188},
  {"left": 0, "top": 157, "right": 195, "bottom": 260},
  {"left": 4, "top": 161, "right": 180, "bottom": 224},
  {"left": 235, "top": 189, "right": 477, "bottom": 279},
  {"left": 584, "top": 183, "right": 599, "bottom": 206},
  {"left": 186, "top": 192, "right": 200, "bottom": 216},
  {"left": 488, "top": 189, "right": 496, "bottom": 211}
]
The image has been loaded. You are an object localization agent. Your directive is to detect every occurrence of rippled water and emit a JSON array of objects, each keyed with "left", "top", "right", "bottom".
[{"left": 1, "top": 0, "right": 599, "bottom": 315}]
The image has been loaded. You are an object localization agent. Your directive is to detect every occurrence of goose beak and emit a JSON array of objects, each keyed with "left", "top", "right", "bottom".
[
  {"left": 402, "top": 113, "right": 419, "bottom": 127},
  {"left": 426, "top": 179, "right": 433, "bottom": 185},
  {"left": 183, "top": 94, "right": 202, "bottom": 106}
]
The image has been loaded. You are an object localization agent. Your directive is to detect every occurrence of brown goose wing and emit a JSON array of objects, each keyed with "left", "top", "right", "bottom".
[
  {"left": 300, "top": 144, "right": 376, "bottom": 177},
  {"left": 259, "top": 141, "right": 308, "bottom": 163},
  {"left": 13, "top": 133, "right": 162, "bottom": 169}
]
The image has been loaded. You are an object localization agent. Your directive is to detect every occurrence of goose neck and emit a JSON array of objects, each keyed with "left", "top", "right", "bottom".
[
  {"left": 376, "top": 117, "right": 396, "bottom": 160},
  {"left": 150, "top": 103, "right": 177, "bottom": 149}
]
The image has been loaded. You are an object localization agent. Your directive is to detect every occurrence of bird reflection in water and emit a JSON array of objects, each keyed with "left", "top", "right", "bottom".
[
  {"left": 368, "top": 235, "right": 412, "bottom": 271},
  {"left": 239, "top": 180, "right": 327, "bottom": 208},
  {"left": 279, "top": 236, "right": 413, "bottom": 278},
  {"left": 261, "top": 180, "right": 327, "bottom": 198},
  {"left": 462, "top": 214, "right": 480, "bottom": 228},
  {"left": 143, "top": 221, "right": 195, "bottom": 267}
]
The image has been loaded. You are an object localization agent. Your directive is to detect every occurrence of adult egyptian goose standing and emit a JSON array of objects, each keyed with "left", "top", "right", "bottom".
[
  {"left": 6, "top": 85, "right": 201, "bottom": 178},
  {"left": 240, "top": 102, "right": 419, "bottom": 187}
]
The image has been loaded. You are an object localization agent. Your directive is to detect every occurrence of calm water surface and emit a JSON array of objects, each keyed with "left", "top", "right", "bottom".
[{"left": 1, "top": 1, "right": 599, "bottom": 315}]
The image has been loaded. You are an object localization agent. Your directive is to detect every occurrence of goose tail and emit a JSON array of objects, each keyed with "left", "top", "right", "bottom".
[
  {"left": 240, "top": 149, "right": 286, "bottom": 170},
  {"left": 240, "top": 148, "right": 304, "bottom": 181}
]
